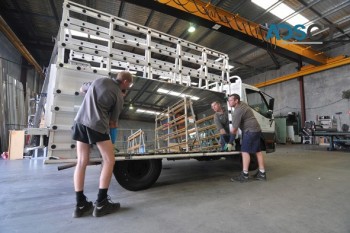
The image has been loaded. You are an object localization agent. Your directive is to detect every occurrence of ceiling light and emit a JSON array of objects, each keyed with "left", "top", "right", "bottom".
[
  {"left": 136, "top": 109, "right": 163, "bottom": 115},
  {"left": 157, "top": 88, "right": 199, "bottom": 101},
  {"left": 188, "top": 24, "right": 196, "bottom": 33},
  {"left": 212, "top": 24, "right": 221, "bottom": 30},
  {"left": 129, "top": 104, "right": 134, "bottom": 110}
]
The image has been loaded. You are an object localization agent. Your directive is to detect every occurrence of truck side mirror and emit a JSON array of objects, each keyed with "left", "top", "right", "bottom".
[{"left": 268, "top": 98, "right": 274, "bottom": 111}]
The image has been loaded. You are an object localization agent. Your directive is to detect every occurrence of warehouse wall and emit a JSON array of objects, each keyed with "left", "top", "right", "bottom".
[
  {"left": 0, "top": 32, "right": 43, "bottom": 153},
  {"left": 244, "top": 44, "right": 350, "bottom": 130},
  {"left": 0, "top": 32, "right": 22, "bottom": 153}
]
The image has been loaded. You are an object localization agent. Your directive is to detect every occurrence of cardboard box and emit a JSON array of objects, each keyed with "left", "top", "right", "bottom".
[
  {"left": 318, "top": 136, "right": 330, "bottom": 146},
  {"left": 8, "top": 130, "right": 25, "bottom": 160}
]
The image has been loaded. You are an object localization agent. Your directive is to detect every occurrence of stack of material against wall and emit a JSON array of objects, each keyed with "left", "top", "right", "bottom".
[
  {"left": 0, "top": 74, "right": 26, "bottom": 153},
  {"left": 0, "top": 60, "right": 4, "bottom": 153},
  {"left": 0, "top": 31, "right": 42, "bottom": 154}
]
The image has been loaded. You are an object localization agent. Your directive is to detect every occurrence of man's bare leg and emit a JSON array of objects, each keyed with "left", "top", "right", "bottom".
[{"left": 74, "top": 141, "right": 91, "bottom": 191}]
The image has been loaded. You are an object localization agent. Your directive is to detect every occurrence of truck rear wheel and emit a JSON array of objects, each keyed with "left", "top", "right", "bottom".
[
  {"left": 113, "top": 159, "right": 162, "bottom": 191},
  {"left": 226, "top": 153, "right": 258, "bottom": 170}
]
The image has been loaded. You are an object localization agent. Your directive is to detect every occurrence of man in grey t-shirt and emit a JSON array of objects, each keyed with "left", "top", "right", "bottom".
[
  {"left": 211, "top": 101, "right": 235, "bottom": 151},
  {"left": 72, "top": 71, "right": 133, "bottom": 218},
  {"left": 228, "top": 94, "right": 267, "bottom": 183}
]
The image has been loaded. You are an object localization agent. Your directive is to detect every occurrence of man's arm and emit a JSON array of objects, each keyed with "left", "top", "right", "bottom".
[
  {"left": 230, "top": 108, "right": 242, "bottom": 136},
  {"left": 213, "top": 114, "right": 227, "bottom": 135},
  {"left": 109, "top": 120, "right": 117, "bottom": 128},
  {"left": 219, "top": 128, "right": 226, "bottom": 135}
]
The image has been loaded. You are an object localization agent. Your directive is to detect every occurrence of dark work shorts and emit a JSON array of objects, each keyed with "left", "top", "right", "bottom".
[
  {"left": 72, "top": 122, "right": 110, "bottom": 144},
  {"left": 241, "top": 131, "right": 261, "bottom": 153}
]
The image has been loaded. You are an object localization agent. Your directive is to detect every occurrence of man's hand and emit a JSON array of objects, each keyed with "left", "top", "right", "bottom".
[{"left": 220, "top": 129, "right": 226, "bottom": 135}]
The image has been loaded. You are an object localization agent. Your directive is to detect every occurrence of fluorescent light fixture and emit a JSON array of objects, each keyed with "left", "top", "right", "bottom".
[
  {"left": 251, "top": 0, "right": 278, "bottom": 10},
  {"left": 157, "top": 88, "right": 200, "bottom": 101},
  {"left": 212, "top": 24, "right": 221, "bottom": 30},
  {"left": 136, "top": 109, "right": 163, "bottom": 115},
  {"left": 188, "top": 23, "right": 196, "bottom": 33}
]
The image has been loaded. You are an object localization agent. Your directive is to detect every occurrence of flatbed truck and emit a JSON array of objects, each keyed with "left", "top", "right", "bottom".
[{"left": 31, "top": 1, "right": 276, "bottom": 191}]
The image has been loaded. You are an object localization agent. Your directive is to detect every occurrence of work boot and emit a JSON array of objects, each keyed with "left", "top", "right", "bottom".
[
  {"left": 253, "top": 170, "right": 267, "bottom": 181},
  {"left": 231, "top": 171, "right": 249, "bottom": 183},
  {"left": 93, "top": 196, "right": 120, "bottom": 217},
  {"left": 72, "top": 200, "right": 93, "bottom": 218}
]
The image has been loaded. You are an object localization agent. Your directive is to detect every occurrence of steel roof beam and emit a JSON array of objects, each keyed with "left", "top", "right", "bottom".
[
  {"left": 0, "top": 16, "right": 44, "bottom": 78},
  {"left": 254, "top": 56, "right": 350, "bottom": 88},
  {"left": 150, "top": 0, "right": 329, "bottom": 65}
]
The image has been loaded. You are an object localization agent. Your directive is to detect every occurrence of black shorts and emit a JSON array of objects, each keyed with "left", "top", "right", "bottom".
[
  {"left": 241, "top": 131, "right": 261, "bottom": 153},
  {"left": 72, "top": 122, "right": 110, "bottom": 144}
]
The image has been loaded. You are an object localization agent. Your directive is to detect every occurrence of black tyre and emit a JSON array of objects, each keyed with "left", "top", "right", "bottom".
[
  {"left": 113, "top": 159, "right": 162, "bottom": 191},
  {"left": 226, "top": 153, "right": 258, "bottom": 171}
]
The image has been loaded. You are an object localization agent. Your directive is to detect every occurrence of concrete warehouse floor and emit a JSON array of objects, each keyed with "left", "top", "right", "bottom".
[{"left": 0, "top": 144, "right": 349, "bottom": 233}]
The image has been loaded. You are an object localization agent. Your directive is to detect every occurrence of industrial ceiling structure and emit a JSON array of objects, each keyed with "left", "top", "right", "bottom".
[
  {"left": 1, "top": 0, "right": 350, "bottom": 79},
  {"left": 1, "top": 0, "right": 350, "bottom": 121}
]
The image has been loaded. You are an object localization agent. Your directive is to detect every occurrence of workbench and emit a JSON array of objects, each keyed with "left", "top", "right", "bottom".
[{"left": 312, "top": 130, "right": 350, "bottom": 151}]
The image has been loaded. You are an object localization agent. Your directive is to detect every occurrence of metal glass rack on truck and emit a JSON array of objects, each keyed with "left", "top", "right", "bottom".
[{"left": 34, "top": 0, "right": 276, "bottom": 191}]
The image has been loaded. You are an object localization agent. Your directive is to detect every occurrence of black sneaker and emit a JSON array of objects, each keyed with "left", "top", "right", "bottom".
[
  {"left": 72, "top": 200, "right": 93, "bottom": 218},
  {"left": 253, "top": 170, "right": 267, "bottom": 181},
  {"left": 93, "top": 196, "right": 120, "bottom": 217},
  {"left": 231, "top": 172, "right": 249, "bottom": 183}
]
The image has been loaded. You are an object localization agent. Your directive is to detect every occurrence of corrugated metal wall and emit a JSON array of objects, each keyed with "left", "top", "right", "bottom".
[{"left": 0, "top": 32, "right": 41, "bottom": 153}]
